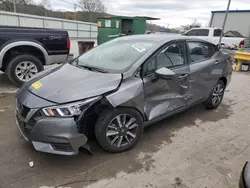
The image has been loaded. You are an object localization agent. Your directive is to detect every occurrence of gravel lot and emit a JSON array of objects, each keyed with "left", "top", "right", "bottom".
[{"left": 1, "top": 71, "right": 250, "bottom": 188}]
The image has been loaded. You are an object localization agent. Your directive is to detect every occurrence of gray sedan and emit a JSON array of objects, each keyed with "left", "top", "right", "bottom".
[{"left": 15, "top": 35, "right": 232, "bottom": 155}]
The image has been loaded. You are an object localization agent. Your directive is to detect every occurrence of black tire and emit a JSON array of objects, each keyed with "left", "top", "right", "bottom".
[
  {"left": 203, "top": 79, "right": 225, "bottom": 109},
  {"left": 95, "top": 108, "right": 144, "bottom": 153},
  {"left": 6, "top": 54, "right": 44, "bottom": 86}
]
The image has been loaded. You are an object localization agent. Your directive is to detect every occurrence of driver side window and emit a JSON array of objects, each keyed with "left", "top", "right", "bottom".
[{"left": 144, "top": 42, "right": 185, "bottom": 76}]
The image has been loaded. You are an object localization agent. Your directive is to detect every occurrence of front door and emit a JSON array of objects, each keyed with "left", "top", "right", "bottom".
[{"left": 143, "top": 41, "right": 190, "bottom": 121}]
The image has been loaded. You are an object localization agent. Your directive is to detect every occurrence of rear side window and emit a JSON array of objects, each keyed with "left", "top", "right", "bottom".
[
  {"left": 185, "top": 30, "right": 197, "bottom": 36},
  {"left": 195, "top": 29, "right": 209, "bottom": 36},
  {"left": 213, "top": 29, "right": 222, "bottom": 36},
  {"left": 188, "top": 42, "right": 218, "bottom": 63},
  {"left": 185, "top": 29, "right": 209, "bottom": 36}
]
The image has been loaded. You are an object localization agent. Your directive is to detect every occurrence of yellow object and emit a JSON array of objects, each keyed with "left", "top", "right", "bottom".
[
  {"left": 233, "top": 51, "right": 250, "bottom": 72},
  {"left": 31, "top": 81, "right": 43, "bottom": 89},
  {"left": 234, "top": 51, "right": 250, "bottom": 61},
  {"left": 235, "top": 60, "right": 242, "bottom": 72}
]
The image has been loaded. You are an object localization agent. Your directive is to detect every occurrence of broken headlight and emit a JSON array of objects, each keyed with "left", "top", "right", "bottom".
[{"left": 42, "top": 97, "right": 99, "bottom": 117}]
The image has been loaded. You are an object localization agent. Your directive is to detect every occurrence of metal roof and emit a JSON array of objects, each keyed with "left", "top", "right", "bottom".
[
  {"left": 98, "top": 16, "right": 160, "bottom": 20},
  {"left": 211, "top": 10, "right": 250, "bottom": 13}
]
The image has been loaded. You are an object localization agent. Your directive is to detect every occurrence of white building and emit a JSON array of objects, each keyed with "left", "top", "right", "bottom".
[{"left": 209, "top": 10, "right": 250, "bottom": 37}]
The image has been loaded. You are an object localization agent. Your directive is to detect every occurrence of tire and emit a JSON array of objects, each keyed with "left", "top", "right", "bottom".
[
  {"left": 6, "top": 54, "right": 44, "bottom": 86},
  {"left": 95, "top": 108, "right": 144, "bottom": 153},
  {"left": 203, "top": 79, "right": 225, "bottom": 109}
]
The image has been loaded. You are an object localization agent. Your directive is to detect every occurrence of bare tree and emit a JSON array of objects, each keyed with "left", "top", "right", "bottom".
[
  {"left": 0, "top": 0, "right": 33, "bottom": 12},
  {"left": 39, "top": 0, "right": 51, "bottom": 9},
  {"left": 78, "top": 0, "right": 106, "bottom": 12},
  {"left": 191, "top": 18, "right": 201, "bottom": 28},
  {"left": 78, "top": 0, "right": 106, "bottom": 22},
  {"left": 39, "top": 0, "right": 51, "bottom": 16}
]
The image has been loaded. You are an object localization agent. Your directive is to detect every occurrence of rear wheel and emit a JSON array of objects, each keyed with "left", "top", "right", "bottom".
[
  {"left": 6, "top": 54, "right": 44, "bottom": 86},
  {"left": 95, "top": 108, "right": 144, "bottom": 153},
  {"left": 203, "top": 79, "right": 225, "bottom": 109}
]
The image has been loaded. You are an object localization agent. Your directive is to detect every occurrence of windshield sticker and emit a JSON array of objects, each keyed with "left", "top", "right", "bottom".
[
  {"left": 32, "top": 81, "right": 43, "bottom": 89},
  {"left": 132, "top": 44, "right": 146, "bottom": 52}
]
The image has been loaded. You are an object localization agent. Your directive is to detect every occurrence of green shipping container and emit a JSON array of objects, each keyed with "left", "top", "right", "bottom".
[{"left": 97, "top": 16, "right": 159, "bottom": 45}]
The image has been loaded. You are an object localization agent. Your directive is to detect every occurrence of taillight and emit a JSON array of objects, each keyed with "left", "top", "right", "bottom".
[
  {"left": 239, "top": 40, "right": 244, "bottom": 47},
  {"left": 67, "top": 37, "right": 71, "bottom": 49}
]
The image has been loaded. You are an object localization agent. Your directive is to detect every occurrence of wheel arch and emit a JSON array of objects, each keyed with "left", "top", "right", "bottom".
[
  {"left": 219, "top": 76, "right": 227, "bottom": 87},
  {"left": 0, "top": 41, "right": 48, "bottom": 71},
  {"left": 78, "top": 98, "right": 146, "bottom": 138}
]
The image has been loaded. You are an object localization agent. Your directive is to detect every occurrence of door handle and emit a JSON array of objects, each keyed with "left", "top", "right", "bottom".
[
  {"left": 215, "top": 60, "right": 219, "bottom": 65},
  {"left": 178, "top": 74, "right": 188, "bottom": 79}
]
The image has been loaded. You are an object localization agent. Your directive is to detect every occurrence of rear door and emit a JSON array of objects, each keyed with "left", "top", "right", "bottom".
[
  {"left": 187, "top": 40, "right": 221, "bottom": 104},
  {"left": 143, "top": 40, "right": 191, "bottom": 120}
]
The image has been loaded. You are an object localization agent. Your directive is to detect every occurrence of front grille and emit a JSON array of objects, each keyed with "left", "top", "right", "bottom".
[
  {"left": 16, "top": 100, "right": 30, "bottom": 119},
  {"left": 21, "top": 105, "right": 30, "bottom": 118},
  {"left": 27, "top": 111, "right": 43, "bottom": 126}
]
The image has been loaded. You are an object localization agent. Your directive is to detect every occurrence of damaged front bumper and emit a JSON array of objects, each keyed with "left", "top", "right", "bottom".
[
  {"left": 15, "top": 88, "right": 89, "bottom": 155},
  {"left": 15, "top": 113, "right": 88, "bottom": 155}
]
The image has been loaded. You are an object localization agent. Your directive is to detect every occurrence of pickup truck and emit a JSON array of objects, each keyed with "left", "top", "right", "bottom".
[
  {"left": 184, "top": 27, "right": 246, "bottom": 48},
  {"left": 0, "top": 26, "right": 70, "bottom": 86}
]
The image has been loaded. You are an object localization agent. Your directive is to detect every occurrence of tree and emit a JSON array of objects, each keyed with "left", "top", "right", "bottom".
[
  {"left": 39, "top": 0, "right": 51, "bottom": 9},
  {"left": 38, "top": 0, "right": 51, "bottom": 16},
  {"left": 180, "top": 18, "right": 201, "bottom": 32},
  {"left": 78, "top": 0, "right": 106, "bottom": 22},
  {"left": 190, "top": 18, "right": 201, "bottom": 28},
  {"left": 0, "top": 0, "right": 33, "bottom": 12}
]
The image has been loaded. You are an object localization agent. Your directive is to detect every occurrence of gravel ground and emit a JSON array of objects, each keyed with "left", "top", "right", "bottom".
[{"left": 0, "top": 71, "right": 250, "bottom": 188}]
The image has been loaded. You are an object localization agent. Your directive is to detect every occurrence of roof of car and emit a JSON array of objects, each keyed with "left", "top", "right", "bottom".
[{"left": 118, "top": 34, "right": 208, "bottom": 44}]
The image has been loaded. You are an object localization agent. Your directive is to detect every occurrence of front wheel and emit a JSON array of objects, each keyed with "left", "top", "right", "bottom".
[
  {"left": 203, "top": 80, "right": 225, "bottom": 109},
  {"left": 95, "top": 108, "right": 144, "bottom": 153}
]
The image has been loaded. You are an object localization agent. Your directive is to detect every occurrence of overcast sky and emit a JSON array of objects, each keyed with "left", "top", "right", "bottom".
[{"left": 35, "top": 0, "right": 249, "bottom": 28}]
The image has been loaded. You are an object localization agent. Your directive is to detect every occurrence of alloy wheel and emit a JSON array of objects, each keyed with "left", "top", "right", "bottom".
[
  {"left": 212, "top": 83, "right": 224, "bottom": 105},
  {"left": 106, "top": 114, "right": 139, "bottom": 148},
  {"left": 15, "top": 61, "right": 38, "bottom": 82}
]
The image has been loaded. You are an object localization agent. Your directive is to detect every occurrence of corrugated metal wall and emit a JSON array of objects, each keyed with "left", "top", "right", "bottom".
[
  {"left": 0, "top": 11, "right": 98, "bottom": 40},
  {"left": 210, "top": 12, "right": 250, "bottom": 37}
]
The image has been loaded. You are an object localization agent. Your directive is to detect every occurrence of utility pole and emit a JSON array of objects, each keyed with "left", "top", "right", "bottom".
[
  {"left": 74, "top": 4, "right": 76, "bottom": 20},
  {"left": 13, "top": 0, "right": 16, "bottom": 13},
  {"left": 218, "top": 0, "right": 231, "bottom": 48}
]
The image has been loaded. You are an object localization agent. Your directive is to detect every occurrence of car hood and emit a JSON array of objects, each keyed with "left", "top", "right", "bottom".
[{"left": 27, "top": 63, "right": 122, "bottom": 103}]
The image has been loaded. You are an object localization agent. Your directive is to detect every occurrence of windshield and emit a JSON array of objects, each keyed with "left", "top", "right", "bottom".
[{"left": 72, "top": 38, "right": 153, "bottom": 73}]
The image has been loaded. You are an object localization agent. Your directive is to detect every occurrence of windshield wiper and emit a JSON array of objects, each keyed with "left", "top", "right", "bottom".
[{"left": 77, "top": 65, "right": 108, "bottom": 73}]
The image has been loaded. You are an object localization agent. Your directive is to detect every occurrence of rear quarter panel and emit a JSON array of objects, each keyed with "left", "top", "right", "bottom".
[{"left": 215, "top": 51, "right": 232, "bottom": 87}]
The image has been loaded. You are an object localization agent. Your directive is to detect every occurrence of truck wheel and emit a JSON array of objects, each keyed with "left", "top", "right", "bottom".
[
  {"left": 95, "top": 108, "right": 144, "bottom": 153},
  {"left": 6, "top": 54, "right": 44, "bottom": 86},
  {"left": 203, "top": 79, "right": 225, "bottom": 109}
]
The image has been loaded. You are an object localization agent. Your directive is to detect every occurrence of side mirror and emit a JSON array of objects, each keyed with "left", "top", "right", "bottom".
[{"left": 155, "top": 67, "right": 175, "bottom": 80}]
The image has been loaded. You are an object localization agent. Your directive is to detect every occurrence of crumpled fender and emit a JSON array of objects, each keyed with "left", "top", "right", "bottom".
[{"left": 105, "top": 77, "right": 146, "bottom": 119}]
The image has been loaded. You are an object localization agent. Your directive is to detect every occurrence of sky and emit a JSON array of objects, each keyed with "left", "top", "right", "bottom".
[{"left": 35, "top": 0, "right": 250, "bottom": 28}]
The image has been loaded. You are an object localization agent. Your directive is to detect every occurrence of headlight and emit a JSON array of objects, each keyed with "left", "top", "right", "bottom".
[{"left": 42, "top": 97, "right": 99, "bottom": 117}]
